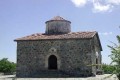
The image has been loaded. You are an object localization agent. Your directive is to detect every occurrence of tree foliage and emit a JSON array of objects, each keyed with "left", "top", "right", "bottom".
[
  {"left": 102, "top": 63, "right": 115, "bottom": 74},
  {"left": 108, "top": 35, "right": 120, "bottom": 80},
  {"left": 0, "top": 58, "right": 16, "bottom": 74}
]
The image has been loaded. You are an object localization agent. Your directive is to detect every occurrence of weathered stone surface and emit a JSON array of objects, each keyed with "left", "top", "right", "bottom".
[
  {"left": 15, "top": 16, "right": 102, "bottom": 78},
  {"left": 16, "top": 38, "right": 101, "bottom": 77},
  {"left": 45, "top": 16, "right": 71, "bottom": 34}
]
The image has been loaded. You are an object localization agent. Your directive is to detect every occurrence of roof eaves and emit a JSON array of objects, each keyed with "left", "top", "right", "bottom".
[{"left": 14, "top": 37, "right": 92, "bottom": 41}]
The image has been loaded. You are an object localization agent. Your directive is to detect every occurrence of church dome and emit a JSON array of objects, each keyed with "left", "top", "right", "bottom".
[
  {"left": 50, "top": 16, "right": 65, "bottom": 20},
  {"left": 45, "top": 16, "right": 71, "bottom": 34}
]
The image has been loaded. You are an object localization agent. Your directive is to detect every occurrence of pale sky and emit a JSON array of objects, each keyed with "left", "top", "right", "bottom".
[{"left": 0, "top": 0, "right": 120, "bottom": 64}]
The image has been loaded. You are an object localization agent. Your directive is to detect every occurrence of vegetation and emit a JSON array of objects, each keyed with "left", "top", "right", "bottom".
[
  {"left": 102, "top": 63, "right": 115, "bottom": 74},
  {"left": 0, "top": 58, "right": 16, "bottom": 74},
  {"left": 108, "top": 35, "right": 120, "bottom": 80}
]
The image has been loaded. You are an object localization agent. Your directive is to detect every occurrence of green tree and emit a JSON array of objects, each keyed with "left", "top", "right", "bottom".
[
  {"left": 0, "top": 58, "right": 16, "bottom": 74},
  {"left": 102, "top": 63, "right": 115, "bottom": 74},
  {"left": 108, "top": 35, "right": 120, "bottom": 80}
]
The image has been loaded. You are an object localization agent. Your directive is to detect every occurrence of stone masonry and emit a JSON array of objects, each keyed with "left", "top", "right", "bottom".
[{"left": 15, "top": 16, "right": 102, "bottom": 78}]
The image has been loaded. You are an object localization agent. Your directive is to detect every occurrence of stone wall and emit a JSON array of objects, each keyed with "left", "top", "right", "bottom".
[
  {"left": 91, "top": 35, "right": 102, "bottom": 75},
  {"left": 45, "top": 21, "right": 71, "bottom": 34},
  {"left": 16, "top": 39, "right": 96, "bottom": 77}
]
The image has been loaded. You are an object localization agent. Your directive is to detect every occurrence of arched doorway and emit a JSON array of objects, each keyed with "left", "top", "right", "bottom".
[{"left": 48, "top": 55, "right": 57, "bottom": 70}]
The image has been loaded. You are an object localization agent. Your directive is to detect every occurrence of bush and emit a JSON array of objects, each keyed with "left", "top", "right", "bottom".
[
  {"left": 102, "top": 63, "right": 115, "bottom": 74},
  {"left": 0, "top": 58, "right": 16, "bottom": 74}
]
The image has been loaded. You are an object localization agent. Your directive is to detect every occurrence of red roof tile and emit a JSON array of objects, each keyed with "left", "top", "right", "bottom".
[
  {"left": 45, "top": 16, "right": 71, "bottom": 23},
  {"left": 51, "top": 16, "right": 65, "bottom": 20},
  {"left": 14, "top": 31, "right": 97, "bottom": 41}
]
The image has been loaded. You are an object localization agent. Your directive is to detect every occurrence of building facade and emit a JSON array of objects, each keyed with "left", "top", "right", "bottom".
[{"left": 15, "top": 16, "right": 102, "bottom": 78}]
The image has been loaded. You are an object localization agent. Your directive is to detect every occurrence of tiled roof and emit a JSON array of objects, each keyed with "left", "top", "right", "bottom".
[
  {"left": 51, "top": 16, "right": 65, "bottom": 20},
  {"left": 15, "top": 31, "right": 97, "bottom": 41},
  {"left": 45, "top": 16, "right": 71, "bottom": 23}
]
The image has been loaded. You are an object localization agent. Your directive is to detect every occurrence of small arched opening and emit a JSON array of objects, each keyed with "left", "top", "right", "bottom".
[
  {"left": 96, "top": 58, "right": 98, "bottom": 69},
  {"left": 48, "top": 55, "right": 57, "bottom": 70}
]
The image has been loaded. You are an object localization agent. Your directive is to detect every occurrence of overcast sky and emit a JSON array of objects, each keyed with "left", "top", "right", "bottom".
[{"left": 0, "top": 0, "right": 120, "bottom": 64}]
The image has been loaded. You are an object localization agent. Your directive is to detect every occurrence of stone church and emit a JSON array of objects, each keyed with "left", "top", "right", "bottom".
[{"left": 15, "top": 16, "right": 102, "bottom": 78}]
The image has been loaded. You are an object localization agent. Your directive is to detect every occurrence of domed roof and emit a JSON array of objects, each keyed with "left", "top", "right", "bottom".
[
  {"left": 45, "top": 16, "right": 71, "bottom": 23},
  {"left": 51, "top": 16, "right": 65, "bottom": 20}
]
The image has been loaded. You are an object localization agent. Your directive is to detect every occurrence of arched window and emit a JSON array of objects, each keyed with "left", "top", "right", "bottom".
[
  {"left": 96, "top": 52, "right": 99, "bottom": 69},
  {"left": 96, "top": 58, "right": 98, "bottom": 69}
]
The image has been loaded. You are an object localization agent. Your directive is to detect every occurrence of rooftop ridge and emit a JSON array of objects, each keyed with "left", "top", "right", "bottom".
[{"left": 14, "top": 31, "right": 97, "bottom": 41}]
